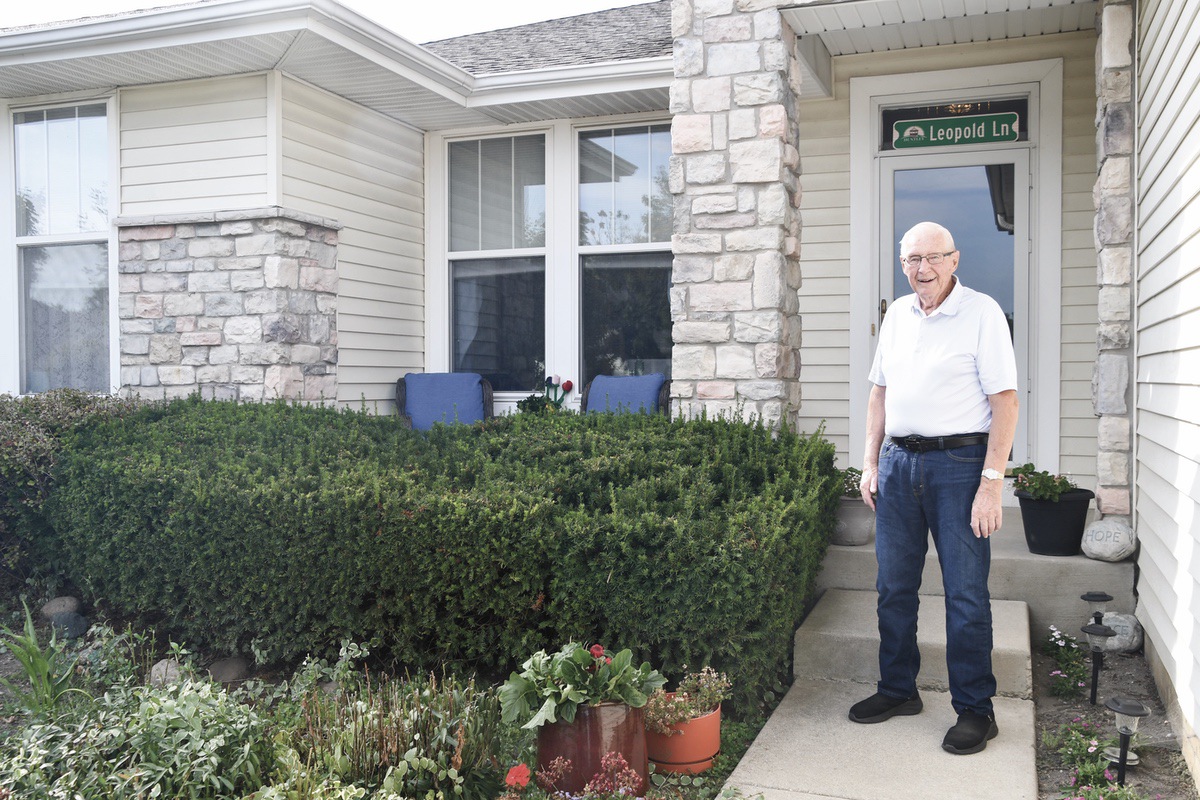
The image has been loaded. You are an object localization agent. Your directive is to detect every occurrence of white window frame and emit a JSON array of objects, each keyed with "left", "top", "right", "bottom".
[
  {"left": 848, "top": 59, "right": 1063, "bottom": 474},
  {"left": 0, "top": 94, "right": 119, "bottom": 396},
  {"left": 426, "top": 114, "right": 671, "bottom": 413}
]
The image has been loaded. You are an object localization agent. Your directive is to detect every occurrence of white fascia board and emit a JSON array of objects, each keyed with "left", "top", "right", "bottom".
[
  {"left": 0, "top": 0, "right": 475, "bottom": 100},
  {"left": 466, "top": 56, "right": 672, "bottom": 108}
]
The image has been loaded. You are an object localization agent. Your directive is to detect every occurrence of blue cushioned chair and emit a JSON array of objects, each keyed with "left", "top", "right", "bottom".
[
  {"left": 395, "top": 372, "right": 493, "bottom": 431},
  {"left": 581, "top": 373, "right": 669, "bottom": 415}
]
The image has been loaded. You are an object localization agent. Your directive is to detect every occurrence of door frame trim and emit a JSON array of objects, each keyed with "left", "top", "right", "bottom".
[{"left": 848, "top": 59, "right": 1063, "bottom": 472}]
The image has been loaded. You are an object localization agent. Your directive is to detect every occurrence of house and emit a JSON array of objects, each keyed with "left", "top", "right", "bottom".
[{"left": 1, "top": 0, "right": 1196, "bottom": 779}]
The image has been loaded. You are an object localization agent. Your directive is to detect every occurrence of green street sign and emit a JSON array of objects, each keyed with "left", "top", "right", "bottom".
[{"left": 892, "top": 112, "right": 1020, "bottom": 149}]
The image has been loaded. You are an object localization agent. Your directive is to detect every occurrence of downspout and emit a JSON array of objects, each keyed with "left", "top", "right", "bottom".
[{"left": 1129, "top": 0, "right": 1139, "bottom": 542}]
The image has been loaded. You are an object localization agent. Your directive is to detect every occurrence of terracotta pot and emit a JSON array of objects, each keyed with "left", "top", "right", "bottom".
[
  {"left": 536, "top": 702, "right": 647, "bottom": 794},
  {"left": 646, "top": 696, "right": 721, "bottom": 775},
  {"left": 1016, "top": 488, "right": 1094, "bottom": 556}
]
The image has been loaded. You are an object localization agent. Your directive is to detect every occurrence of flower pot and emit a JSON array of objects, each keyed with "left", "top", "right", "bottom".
[
  {"left": 1015, "top": 488, "right": 1095, "bottom": 556},
  {"left": 646, "top": 697, "right": 721, "bottom": 775},
  {"left": 536, "top": 702, "right": 647, "bottom": 794},
  {"left": 832, "top": 496, "right": 874, "bottom": 546}
]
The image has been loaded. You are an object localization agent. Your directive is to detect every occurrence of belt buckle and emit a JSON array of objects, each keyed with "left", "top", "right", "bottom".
[{"left": 902, "top": 435, "right": 923, "bottom": 451}]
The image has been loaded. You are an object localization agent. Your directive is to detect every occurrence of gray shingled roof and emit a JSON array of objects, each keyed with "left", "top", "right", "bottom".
[{"left": 422, "top": 1, "right": 671, "bottom": 75}]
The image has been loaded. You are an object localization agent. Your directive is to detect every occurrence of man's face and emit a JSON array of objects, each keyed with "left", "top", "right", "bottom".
[{"left": 900, "top": 227, "right": 959, "bottom": 312}]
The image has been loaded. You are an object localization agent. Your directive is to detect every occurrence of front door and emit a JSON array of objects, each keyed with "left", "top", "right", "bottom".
[{"left": 877, "top": 149, "right": 1031, "bottom": 463}]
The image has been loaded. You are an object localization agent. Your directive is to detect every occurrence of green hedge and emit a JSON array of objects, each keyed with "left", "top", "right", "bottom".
[
  {"left": 0, "top": 390, "right": 141, "bottom": 579},
  {"left": 43, "top": 398, "right": 839, "bottom": 713}
]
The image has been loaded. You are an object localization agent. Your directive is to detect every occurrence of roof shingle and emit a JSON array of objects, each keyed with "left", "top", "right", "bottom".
[{"left": 422, "top": 1, "right": 671, "bottom": 75}]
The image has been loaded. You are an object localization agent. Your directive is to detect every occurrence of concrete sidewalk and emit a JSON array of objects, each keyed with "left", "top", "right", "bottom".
[{"left": 726, "top": 678, "right": 1037, "bottom": 800}]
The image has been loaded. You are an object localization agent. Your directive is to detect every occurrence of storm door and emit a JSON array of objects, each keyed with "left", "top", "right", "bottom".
[{"left": 877, "top": 150, "right": 1030, "bottom": 463}]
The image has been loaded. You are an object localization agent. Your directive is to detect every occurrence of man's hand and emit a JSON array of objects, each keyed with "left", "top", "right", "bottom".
[
  {"left": 860, "top": 465, "right": 878, "bottom": 511},
  {"left": 970, "top": 481, "right": 1004, "bottom": 538}
]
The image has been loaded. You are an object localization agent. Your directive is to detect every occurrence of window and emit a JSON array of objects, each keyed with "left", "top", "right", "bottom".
[
  {"left": 443, "top": 122, "right": 673, "bottom": 397},
  {"left": 13, "top": 104, "right": 110, "bottom": 393},
  {"left": 578, "top": 124, "right": 672, "bottom": 385},
  {"left": 448, "top": 135, "right": 546, "bottom": 392}
]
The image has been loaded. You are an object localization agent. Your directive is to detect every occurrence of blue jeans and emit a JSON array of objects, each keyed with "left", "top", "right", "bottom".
[{"left": 874, "top": 439, "right": 995, "bottom": 716}]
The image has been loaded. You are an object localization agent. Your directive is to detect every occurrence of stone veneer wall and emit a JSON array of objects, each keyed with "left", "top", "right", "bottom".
[
  {"left": 669, "top": 0, "right": 803, "bottom": 427},
  {"left": 1092, "top": 1, "right": 1134, "bottom": 520},
  {"left": 116, "top": 208, "right": 340, "bottom": 404}
]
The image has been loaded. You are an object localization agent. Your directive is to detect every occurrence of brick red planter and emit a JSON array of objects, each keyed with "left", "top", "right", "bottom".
[{"left": 536, "top": 702, "right": 648, "bottom": 794}]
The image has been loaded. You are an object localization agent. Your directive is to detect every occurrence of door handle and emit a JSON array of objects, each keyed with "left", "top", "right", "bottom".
[{"left": 879, "top": 298, "right": 888, "bottom": 326}]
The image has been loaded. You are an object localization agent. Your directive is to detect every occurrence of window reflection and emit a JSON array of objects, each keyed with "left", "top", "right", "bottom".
[
  {"left": 582, "top": 252, "right": 673, "bottom": 385},
  {"left": 579, "top": 125, "right": 671, "bottom": 246},
  {"left": 452, "top": 258, "right": 546, "bottom": 392},
  {"left": 14, "top": 104, "right": 108, "bottom": 237}
]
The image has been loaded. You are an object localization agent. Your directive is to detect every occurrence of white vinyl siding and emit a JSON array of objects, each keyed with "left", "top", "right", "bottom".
[
  {"left": 795, "top": 32, "right": 1098, "bottom": 483},
  {"left": 280, "top": 77, "right": 424, "bottom": 409},
  {"left": 1135, "top": 0, "right": 1200, "bottom": 756},
  {"left": 120, "top": 75, "right": 270, "bottom": 215}
]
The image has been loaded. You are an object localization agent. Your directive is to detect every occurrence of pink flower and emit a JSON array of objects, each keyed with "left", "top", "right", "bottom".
[
  {"left": 506, "top": 764, "right": 531, "bottom": 789},
  {"left": 589, "top": 644, "right": 605, "bottom": 659}
]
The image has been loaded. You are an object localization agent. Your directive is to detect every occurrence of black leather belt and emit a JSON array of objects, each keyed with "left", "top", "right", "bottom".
[{"left": 891, "top": 433, "right": 988, "bottom": 453}]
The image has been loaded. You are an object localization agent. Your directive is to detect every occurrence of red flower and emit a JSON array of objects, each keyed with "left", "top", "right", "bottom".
[
  {"left": 605, "top": 657, "right": 612, "bottom": 664},
  {"left": 506, "top": 763, "right": 531, "bottom": 789},
  {"left": 562, "top": 380, "right": 573, "bottom": 393},
  {"left": 589, "top": 644, "right": 605, "bottom": 659}
]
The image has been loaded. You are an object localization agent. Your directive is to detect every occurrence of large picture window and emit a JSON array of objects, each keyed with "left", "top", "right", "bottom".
[
  {"left": 442, "top": 121, "right": 672, "bottom": 398},
  {"left": 13, "top": 103, "right": 110, "bottom": 393}
]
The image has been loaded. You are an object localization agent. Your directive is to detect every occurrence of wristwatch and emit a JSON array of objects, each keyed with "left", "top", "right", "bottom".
[{"left": 981, "top": 468, "right": 1004, "bottom": 481}]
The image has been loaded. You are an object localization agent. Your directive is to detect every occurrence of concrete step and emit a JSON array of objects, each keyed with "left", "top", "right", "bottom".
[
  {"left": 816, "top": 517, "right": 1135, "bottom": 635},
  {"left": 795, "top": 588, "right": 1032, "bottom": 699},
  {"left": 726, "top": 678, "right": 1037, "bottom": 800}
]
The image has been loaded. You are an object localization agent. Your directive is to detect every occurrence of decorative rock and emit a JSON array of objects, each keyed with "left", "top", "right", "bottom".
[
  {"left": 41, "top": 596, "right": 81, "bottom": 621},
  {"left": 832, "top": 498, "right": 874, "bottom": 546},
  {"left": 208, "top": 656, "right": 251, "bottom": 684},
  {"left": 50, "top": 611, "right": 89, "bottom": 640},
  {"left": 1082, "top": 518, "right": 1136, "bottom": 562},
  {"left": 150, "top": 658, "right": 185, "bottom": 687},
  {"left": 1100, "top": 612, "right": 1143, "bottom": 653}
]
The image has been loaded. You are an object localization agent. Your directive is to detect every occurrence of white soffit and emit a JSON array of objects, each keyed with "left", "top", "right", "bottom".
[
  {"left": 782, "top": 0, "right": 1098, "bottom": 99},
  {"left": 0, "top": 0, "right": 671, "bottom": 129}
]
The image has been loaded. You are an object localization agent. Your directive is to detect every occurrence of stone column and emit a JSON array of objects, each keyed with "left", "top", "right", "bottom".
[
  {"left": 1092, "top": 0, "right": 1134, "bottom": 520},
  {"left": 116, "top": 207, "right": 340, "bottom": 404},
  {"left": 669, "top": 0, "right": 803, "bottom": 428}
]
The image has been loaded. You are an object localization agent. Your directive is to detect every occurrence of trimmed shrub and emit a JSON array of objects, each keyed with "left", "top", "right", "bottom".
[
  {"left": 43, "top": 398, "right": 839, "bottom": 714},
  {"left": 0, "top": 389, "right": 141, "bottom": 579}
]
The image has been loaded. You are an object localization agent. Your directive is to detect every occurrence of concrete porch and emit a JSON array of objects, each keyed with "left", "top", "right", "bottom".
[{"left": 725, "top": 513, "right": 1136, "bottom": 800}]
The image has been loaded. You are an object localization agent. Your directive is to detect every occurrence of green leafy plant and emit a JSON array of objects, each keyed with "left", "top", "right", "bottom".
[
  {"left": 644, "top": 666, "right": 732, "bottom": 735},
  {"left": 1043, "top": 625, "right": 1090, "bottom": 699},
  {"left": 0, "top": 679, "right": 271, "bottom": 798},
  {"left": 840, "top": 467, "right": 863, "bottom": 498},
  {"left": 289, "top": 672, "right": 504, "bottom": 800},
  {"left": 0, "top": 600, "right": 85, "bottom": 714},
  {"left": 1011, "top": 462, "right": 1077, "bottom": 501},
  {"left": 1062, "top": 783, "right": 1156, "bottom": 799},
  {"left": 1043, "top": 717, "right": 1119, "bottom": 792},
  {"left": 500, "top": 642, "right": 665, "bottom": 729},
  {"left": 517, "top": 375, "right": 574, "bottom": 413}
]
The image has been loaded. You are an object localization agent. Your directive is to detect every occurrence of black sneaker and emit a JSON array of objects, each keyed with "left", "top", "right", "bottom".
[
  {"left": 848, "top": 691, "right": 923, "bottom": 723},
  {"left": 942, "top": 710, "right": 999, "bottom": 754}
]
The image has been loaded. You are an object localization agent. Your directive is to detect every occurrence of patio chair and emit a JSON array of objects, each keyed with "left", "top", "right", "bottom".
[
  {"left": 580, "top": 373, "right": 670, "bottom": 415},
  {"left": 395, "top": 372, "right": 493, "bottom": 430}
]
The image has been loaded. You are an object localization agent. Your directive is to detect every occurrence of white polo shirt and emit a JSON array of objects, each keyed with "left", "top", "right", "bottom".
[{"left": 868, "top": 279, "right": 1018, "bottom": 438}]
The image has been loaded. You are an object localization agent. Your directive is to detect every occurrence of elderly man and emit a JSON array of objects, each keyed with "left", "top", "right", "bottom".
[{"left": 849, "top": 221, "right": 1019, "bottom": 755}]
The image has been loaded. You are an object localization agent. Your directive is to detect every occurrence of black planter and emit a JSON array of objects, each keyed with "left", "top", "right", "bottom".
[{"left": 1015, "top": 488, "right": 1095, "bottom": 556}]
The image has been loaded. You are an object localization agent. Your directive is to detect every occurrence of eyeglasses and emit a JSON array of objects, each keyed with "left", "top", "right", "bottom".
[{"left": 901, "top": 251, "right": 956, "bottom": 267}]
